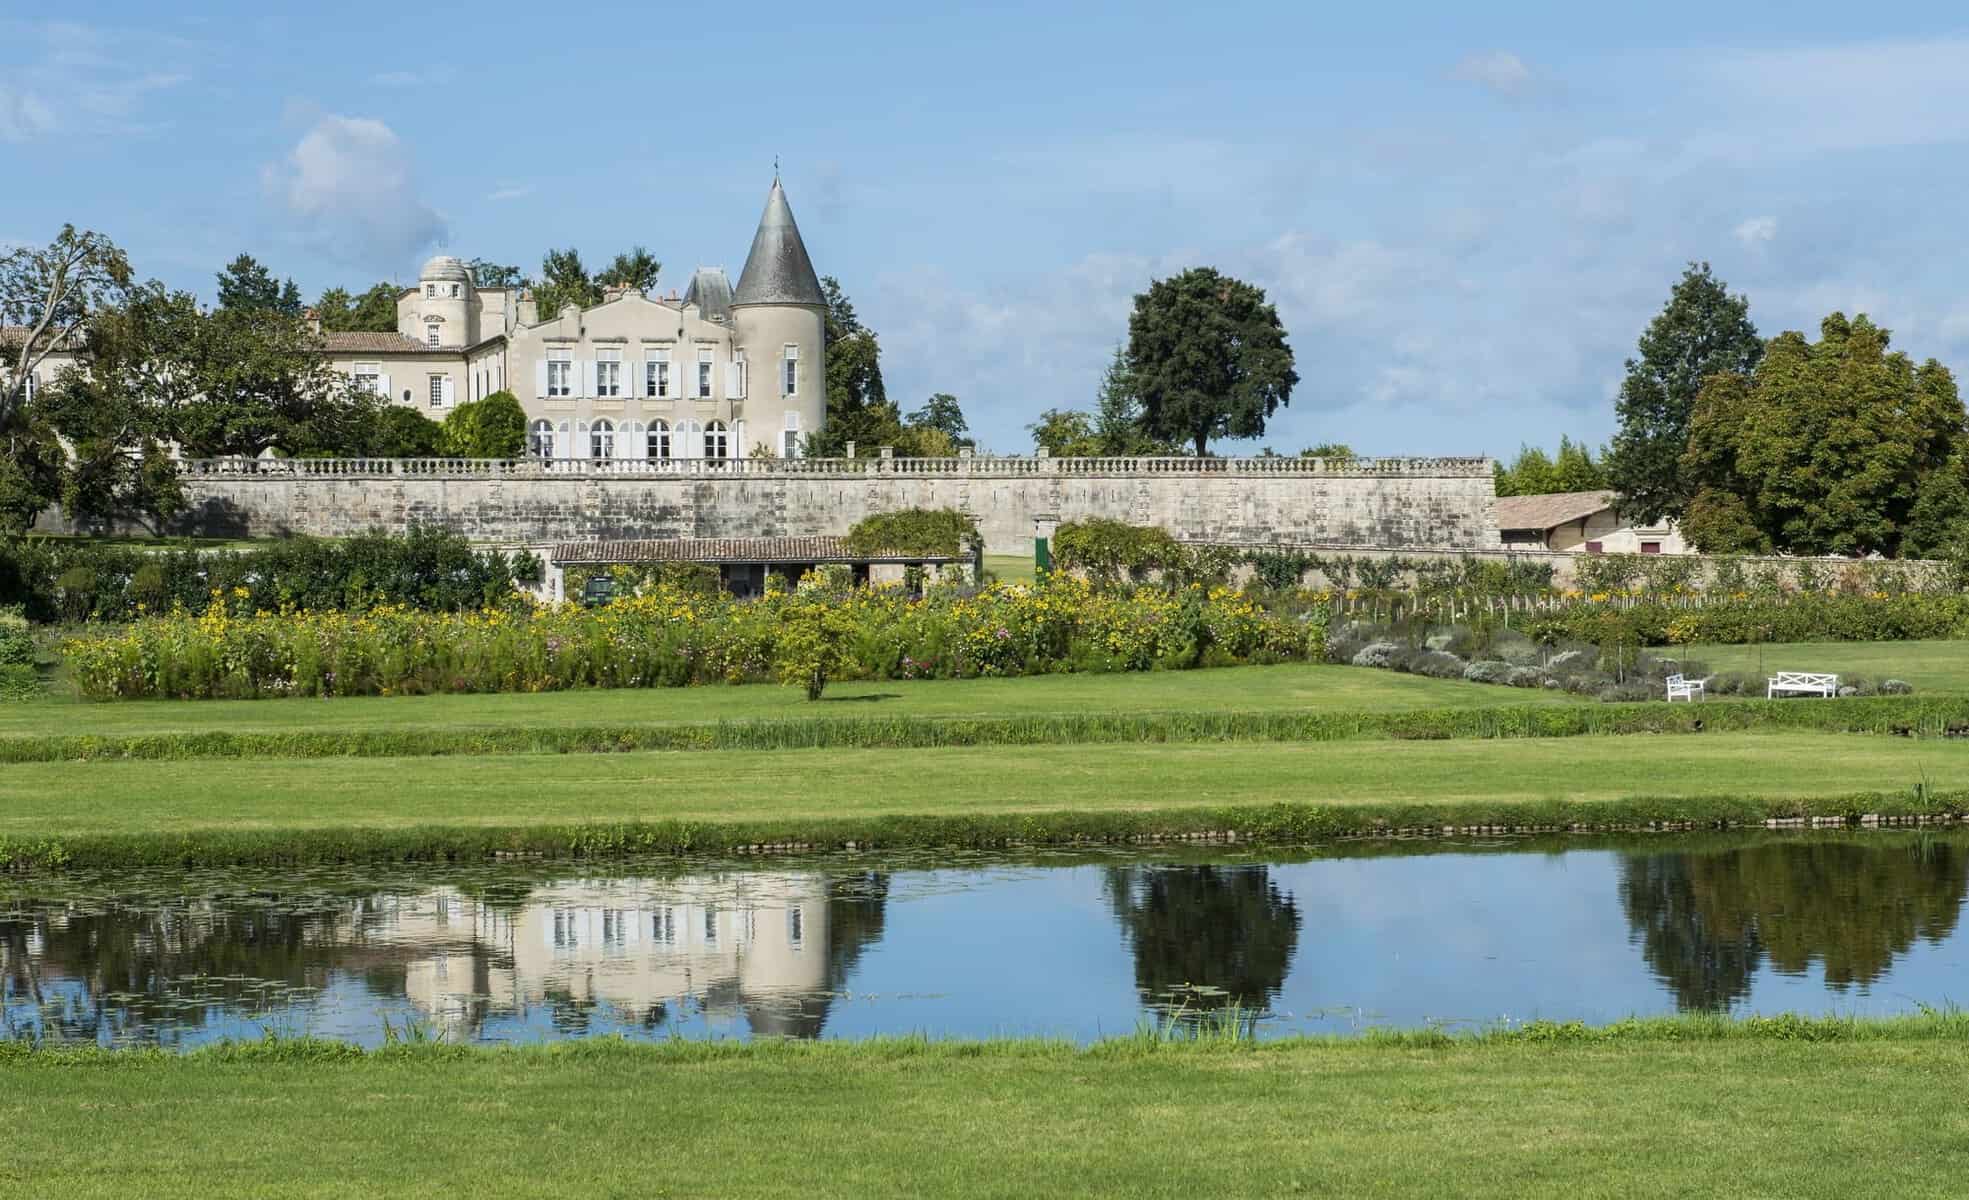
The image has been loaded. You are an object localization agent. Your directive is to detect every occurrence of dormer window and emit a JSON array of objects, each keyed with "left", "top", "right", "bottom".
[
  {"left": 449, "top": 283, "right": 461, "bottom": 298},
  {"left": 426, "top": 323, "right": 440, "bottom": 347},
  {"left": 425, "top": 284, "right": 437, "bottom": 299}
]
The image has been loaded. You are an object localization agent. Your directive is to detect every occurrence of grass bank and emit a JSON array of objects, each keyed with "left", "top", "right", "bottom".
[
  {"left": 2, "top": 695, "right": 1965, "bottom": 764},
  {"left": 1685, "top": 638, "right": 1969, "bottom": 693},
  {"left": 4, "top": 1015, "right": 1968, "bottom": 1198},
  {"left": 6, "top": 733, "right": 1966, "bottom": 869}
]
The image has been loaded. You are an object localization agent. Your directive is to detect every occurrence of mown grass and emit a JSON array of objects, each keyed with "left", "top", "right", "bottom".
[
  {"left": 1685, "top": 638, "right": 1969, "bottom": 694},
  {"left": 5, "top": 733, "right": 1966, "bottom": 869},
  {"left": 5, "top": 1015, "right": 1968, "bottom": 1198},
  {"left": 0, "top": 660, "right": 1579, "bottom": 733}
]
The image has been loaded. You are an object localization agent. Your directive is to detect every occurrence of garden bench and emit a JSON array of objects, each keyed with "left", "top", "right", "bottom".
[
  {"left": 1767, "top": 671, "right": 1838, "bottom": 699},
  {"left": 1665, "top": 674, "right": 1704, "bottom": 702}
]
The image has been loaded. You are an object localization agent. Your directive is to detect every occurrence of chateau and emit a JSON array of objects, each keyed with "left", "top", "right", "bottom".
[{"left": 315, "top": 177, "right": 827, "bottom": 461}]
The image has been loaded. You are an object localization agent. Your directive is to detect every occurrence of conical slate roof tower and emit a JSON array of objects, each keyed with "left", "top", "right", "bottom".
[{"left": 733, "top": 178, "right": 826, "bottom": 308}]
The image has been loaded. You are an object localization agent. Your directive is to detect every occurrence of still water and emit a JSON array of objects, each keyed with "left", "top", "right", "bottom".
[{"left": 6, "top": 833, "right": 1969, "bottom": 1047}]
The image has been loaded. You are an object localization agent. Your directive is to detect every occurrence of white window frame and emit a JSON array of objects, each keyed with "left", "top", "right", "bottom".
[
  {"left": 647, "top": 350, "right": 671, "bottom": 398},
  {"left": 353, "top": 362, "right": 381, "bottom": 395},
  {"left": 703, "top": 420, "right": 729, "bottom": 460},
  {"left": 428, "top": 374, "right": 446, "bottom": 409},
  {"left": 648, "top": 419, "right": 671, "bottom": 459},
  {"left": 595, "top": 348, "right": 622, "bottom": 398},
  {"left": 589, "top": 418, "right": 615, "bottom": 459},
  {"left": 426, "top": 323, "right": 440, "bottom": 347},
  {"left": 782, "top": 344, "right": 799, "bottom": 397},
  {"left": 527, "top": 419, "right": 555, "bottom": 458},
  {"left": 697, "top": 348, "right": 714, "bottom": 399},
  {"left": 547, "top": 349, "right": 573, "bottom": 398},
  {"left": 425, "top": 283, "right": 437, "bottom": 299}
]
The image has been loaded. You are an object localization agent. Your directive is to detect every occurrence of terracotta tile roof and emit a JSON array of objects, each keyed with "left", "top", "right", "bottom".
[
  {"left": 551, "top": 537, "right": 957, "bottom": 565},
  {"left": 312, "top": 331, "right": 452, "bottom": 354},
  {"left": 1493, "top": 490, "right": 1616, "bottom": 531},
  {"left": 0, "top": 324, "right": 83, "bottom": 352}
]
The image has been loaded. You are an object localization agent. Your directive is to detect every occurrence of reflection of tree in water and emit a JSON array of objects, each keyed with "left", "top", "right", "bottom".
[
  {"left": 1620, "top": 840, "right": 1969, "bottom": 1009},
  {"left": 745, "top": 870, "right": 891, "bottom": 1039},
  {"left": 1103, "top": 866, "right": 1301, "bottom": 1015},
  {"left": 0, "top": 894, "right": 412, "bottom": 1044}
]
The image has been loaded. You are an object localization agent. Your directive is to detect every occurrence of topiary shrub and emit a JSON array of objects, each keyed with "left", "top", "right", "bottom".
[
  {"left": 1409, "top": 650, "right": 1466, "bottom": 679},
  {"left": 1881, "top": 678, "right": 1914, "bottom": 695},
  {"left": 1351, "top": 642, "right": 1399, "bottom": 668},
  {"left": 1505, "top": 666, "right": 1544, "bottom": 688},
  {"left": 846, "top": 508, "right": 979, "bottom": 559},
  {"left": 1051, "top": 518, "right": 1179, "bottom": 586},
  {"left": 1462, "top": 660, "right": 1513, "bottom": 685}
]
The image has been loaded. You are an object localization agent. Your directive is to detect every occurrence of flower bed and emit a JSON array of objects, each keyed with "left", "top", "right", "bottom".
[{"left": 62, "top": 577, "right": 1322, "bottom": 701}]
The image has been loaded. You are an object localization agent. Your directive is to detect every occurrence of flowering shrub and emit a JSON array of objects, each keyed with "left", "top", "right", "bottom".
[
  {"left": 1523, "top": 594, "right": 1969, "bottom": 647},
  {"left": 63, "top": 576, "right": 1323, "bottom": 701}
]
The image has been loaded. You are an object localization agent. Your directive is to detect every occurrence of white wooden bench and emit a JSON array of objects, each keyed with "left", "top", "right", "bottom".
[
  {"left": 1767, "top": 671, "right": 1838, "bottom": 699},
  {"left": 1665, "top": 674, "right": 1704, "bottom": 702}
]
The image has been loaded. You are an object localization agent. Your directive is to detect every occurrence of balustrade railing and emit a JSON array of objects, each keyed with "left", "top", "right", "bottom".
[{"left": 179, "top": 454, "right": 1491, "bottom": 480}]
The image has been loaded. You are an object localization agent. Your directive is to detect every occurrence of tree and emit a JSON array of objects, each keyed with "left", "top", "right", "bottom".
[
  {"left": 355, "top": 405, "right": 444, "bottom": 457},
  {"left": 467, "top": 259, "right": 525, "bottom": 289},
  {"left": 440, "top": 390, "right": 526, "bottom": 458},
  {"left": 804, "top": 276, "right": 902, "bottom": 456},
  {"left": 316, "top": 282, "right": 400, "bottom": 333},
  {"left": 1680, "top": 313, "right": 1965, "bottom": 555},
  {"left": 1091, "top": 343, "right": 1175, "bottom": 455},
  {"left": 0, "top": 225, "right": 132, "bottom": 430},
  {"left": 174, "top": 305, "right": 355, "bottom": 457},
  {"left": 1126, "top": 267, "right": 1297, "bottom": 456},
  {"left": 533, "top": 248, "right": 601, "bottom": 318},
  {"left": 215, "top": 253, "right": 302, "bottom": 315},
  {"left": 597, "top": 246, "right": 661, "bottom": 294},
  {"left": 1103, "top": 865, "right": 1302, "bottom": 1022},
  {"left": 1493, "top": 437, "right": 1607, "bottom": 497},
  {"left": 906, "top": 393, "right": 971, "bottom": 449},
  {"left": 1027, "top": 408, "right": 1102, "bottom": 457},
  {"left": 1607, "top": 263, "right": 1763, "bottom": 523},
  {"left": 1299, "top": 443, "right": 1354, "bottom": 460}
]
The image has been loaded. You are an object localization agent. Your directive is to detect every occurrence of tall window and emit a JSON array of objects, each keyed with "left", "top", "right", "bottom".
[
  {"left": 426, "top": 323, "right": 440, "bottom": 347},
  {"left": 547, "top": 349, "right": 572, "bottom": 397},
  {"left": 425, "top": 284, "right": 437, "bottom": 299},
  {"left": 782, "top": 411, "right": 800, "bottom": 459},
  {"left": 449, "top": 283, "right": 461, "bottom": 298},
  {"left": 647, "top": 419, "right": 671, "bottom": 459},
  {"left": 697, "top": 348, "right": 714, "bottom": 398},
  {"left": 596, "top": 348, "right": 621, "bottom": 398},
  {"left": 353, "top": 362, "right": 379, "bottom": 395},
  {"left": 703, "top": 420, "right": 729, "bottom": 460},
  {"left": 646, "top": 350, "right": 670, "bottom": 398},
  {"left": 732, "top": 350, "right": 746, "bottom": 399},
  {"left": 527, "top": 419, "right": 554, "bottom": 458},
  {"left": 428, "top": 374, "right": 445, "bottom": 409},
  {"left": 589, "top": 419, "right": 615, "bottom": 459},
  {"left": 782, "top": 344, "right": 799, "bottom": 396}
]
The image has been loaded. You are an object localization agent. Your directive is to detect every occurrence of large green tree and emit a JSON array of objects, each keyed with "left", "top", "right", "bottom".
[
  {"left": 533, "top": 248, "right": 602, "bottom": 319},
  {"left": 440, "top": 390, "right": 527, "bottom": 458},
  {"left": 1606, "top": 263, "right": 1763, "bottom": 523},
  {"left": 1126, "top": 268, "right": 1297, "bottom": 456},
  {"left": 1092, "top": 343, "right": 1176, "bottom": 455},
  {"left": 316, "top": 282, "right": 400, "bottom": 333},
  {"left": 174, "top": 304, "right": 360, "bottom": 457},
  {"left": 1, "top": 225, "right": 132, "bottom": 431},
  {"left": 216, "top": 253, "right": 302, "bottom": 315},
  {"left": 468, "top": 259, "right": 526, "bottom": 289},
  {"left": 805, "top": 276, "right": 903, "bottom": 457},
  {"left": 597, "top": 246, "right": 661, "bottom": 294},
  {"left": 1680, "top": 313, "right": 1965, "bottom": 555},
  {"left": 1494, "top": 437, "right": 1607, "bottom": 497},
  {"left": 1027, "top": 408, "right": 1101, "bottom": 457}
]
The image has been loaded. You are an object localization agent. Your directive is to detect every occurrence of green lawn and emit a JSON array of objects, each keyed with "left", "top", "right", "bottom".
[
  {"left": 982, "top": 551, "right": 1037, "bottom": 583},
  {"left": 1684, "top": 639, "right": 1969, "bottom": 694},
  {"left": 1, "top": 733, "right": 1953, "bottom": 843},
  {"left": 0, "top": 660, "right": 1576, "bottom": 738},
  {"left": 5, "top": 1035, "right": 1967, "bottom": 1198}
]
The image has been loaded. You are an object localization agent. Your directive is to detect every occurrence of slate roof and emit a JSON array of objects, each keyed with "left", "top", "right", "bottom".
[
  {"left": 1492, "top": 490, "right": 1616, "bottom": 532},
  {"left": 732, "top": 179, "right": 825, "bottom": 308},
  {"left": 551, "top": 537, "right": 957, "bottom": 565}
]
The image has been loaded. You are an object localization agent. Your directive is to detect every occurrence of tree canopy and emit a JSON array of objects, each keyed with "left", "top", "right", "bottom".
[
  {"left": 597, "top": 246, "right": 661, "bottom": 294},
  {"left": 1680, "top": 313, "right": 1965, "bottom": 556},
  {"left": 440, "top": 390, "right": 526, "bottom": 458},
  {"left": 1607, "top": 263, "right": 1763, "bottom": 523},
  {"left": 805, "top": 276, "right": 904, "bottom": 457},
  {"left": 533, "top": 248, "right": 603, "bottom": 318},
  {"left": 315, "top": 282, "right": 400, "bottom": 333},
  {"left": 1493, "top": 437, "right": 1609, "bottom": 497},
  {"left": 216, "top": 253, "right": 302, "bottom": 315},
  {"left": 1126, "top": 268, "right": 1297, "bottom": 456}
]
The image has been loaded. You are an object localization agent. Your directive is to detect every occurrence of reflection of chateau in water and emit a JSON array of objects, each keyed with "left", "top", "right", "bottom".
[
  {"left": 1, "top": 870, "right": 890, "bottom": 1043},
  {"left": 1620, "top": 841, "right": 1969, "bottom": 1010}
]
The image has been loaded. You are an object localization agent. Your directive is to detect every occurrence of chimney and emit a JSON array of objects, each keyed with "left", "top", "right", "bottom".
[
  {"left": 303, "top": 307, "right": 321, "bottom": 335},
  {"left": 516, "top": 288, "right": 538, "bottom": 325}
]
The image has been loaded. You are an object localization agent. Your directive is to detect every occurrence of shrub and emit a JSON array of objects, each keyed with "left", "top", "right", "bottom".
[
  {"left": 1409, "top": 650, "right": 1466, "bottom": 679},
  {"left": 0, "top": 663, "right": 36, "bottom": 702},
  {"left": 1351, "top": 642, "right": 1399, "bottom": 669},
  {"left": 1462, "top": 660, "right": 1513, "bottom": 685},
  {"left": 0, "top": 607, "right": 31, "bottom": 667},
  {"left": 844, "top": 508, "right": 978, "bottom": 559},
  {"left": 440, "top": 391, "right": 527, "bottom": 458},
  {"left": 1052, "top": 519, "right": 1180, "bottom": 585},
  {"left": 1881, "top": 678, "right": 1914, "bottom": 695},
  {"left": 1505, "top": 666, "right": 1544, "bottom": 688}
]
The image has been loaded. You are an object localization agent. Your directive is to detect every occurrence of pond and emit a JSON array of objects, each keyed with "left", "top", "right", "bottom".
[{"left": 6, "top": 832, "right": 1969, "bottom": 1047}]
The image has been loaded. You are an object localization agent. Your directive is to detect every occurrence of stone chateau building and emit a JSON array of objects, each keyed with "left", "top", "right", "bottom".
[{"left": 314, "top": 177, "right": 827, "bottom": 461}]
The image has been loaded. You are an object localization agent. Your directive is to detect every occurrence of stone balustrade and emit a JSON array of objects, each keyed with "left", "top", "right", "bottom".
[{"left": 177, "top": 454, "right": 1493, "bottom": 481}]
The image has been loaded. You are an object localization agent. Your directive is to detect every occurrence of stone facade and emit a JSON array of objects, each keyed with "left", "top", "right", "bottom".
[{"left": 165, "top": 455, "right": 1500, "bottom": 553}]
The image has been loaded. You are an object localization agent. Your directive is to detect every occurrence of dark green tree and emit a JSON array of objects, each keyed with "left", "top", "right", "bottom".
[
  {"left": 1092, "top": 343, "right": 1175, "bottom": 455},
  {"left": 1680, "top": 314, "right": 1964, "bottom": 555},
  {"left": 1126, "top": 268, "right": 1297, "bottom": 456},
  {"left": 1606, "top": 263, "right": 1763, "bottom": 523},
  {"left": 1299, "top": 442, "right": 1354, "bottom": 460},
  {"left": 354, "top": 405, "right": 444, "bottom": 457},
  {"left": 316, "top": 282, "right": 400, "bottom": 333},
  {"left": 804, "top": 276, "right": 902, "bottom": 456},
  {"left": 468, "top": 259, "right": 526, "bottom": 289},
  {"left": 533, "top": 248, "right": 601, "bottom": 318},
  {"left": 1, "top": 224, "right": 132, "bottom": 430},
  {"left": 1027, "top": 408, "right": 1101, "bottom": 457},
  {"left": 597, "top": 246, "right": 661, "bottom": 294},
  {"left": 215, "top": 253, "right": 302, "bottom": 315},
  {"left": 906, "top": 393, "right": 971, "bottom": 448},
  {"left": 175, "top": 305, "right": 355, "bottom": 457},
  {"left": 1103, "top": 865, "right": 1302, "bottom": 1019},
  {"left": 440, "top": 390, "right": 527, "bottom": 458}
]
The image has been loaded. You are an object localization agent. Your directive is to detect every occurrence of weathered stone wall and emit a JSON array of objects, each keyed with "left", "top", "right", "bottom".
[{"left": 148, "top": 456, "right": 1501, "bottom": 553}]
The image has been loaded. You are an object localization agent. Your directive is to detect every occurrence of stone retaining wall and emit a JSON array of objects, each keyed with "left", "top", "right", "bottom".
[{"left": 138, "top": 455, "right": 1501, "bottom": 553}]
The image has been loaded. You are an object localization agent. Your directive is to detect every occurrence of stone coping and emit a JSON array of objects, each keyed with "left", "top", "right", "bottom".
[{"left": 178, "top": 454, "right": 1492, "bottom": 481}]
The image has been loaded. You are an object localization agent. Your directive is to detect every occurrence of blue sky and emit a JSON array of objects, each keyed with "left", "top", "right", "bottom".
[{"left": 8, "top": 2, "right": 1969, "bottom": 457}]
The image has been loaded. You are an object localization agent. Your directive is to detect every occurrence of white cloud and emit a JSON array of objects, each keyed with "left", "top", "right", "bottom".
[
  {"left": 1691, "top": 38, "right": 1969, "bottom": 160},
  {"left": 1733, "top": 215, "right": 1778, "bottom": 248},
  {"left": 0, "top": 20, "right": 195, "bottom": 139},
  {"left": 485, "top": 184, "right": 534, "bottom": 202},
  {"left": 1450, "top": 51, "right": 1532, "bottom": 98},
  {"left": 266, "top": 115, "right": 447, "bottom": 269}
]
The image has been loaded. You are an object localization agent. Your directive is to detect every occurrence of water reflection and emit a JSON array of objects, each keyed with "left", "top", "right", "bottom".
[
  {"left": 1103, "top": 865, "right": 1301, "bottom": 1020},
  {"left": 1619, "top": 839, "right": 1969, "bottom": 1009},
  {"left": 1, "top": 870, "right": 890, "bottom": 1045}
]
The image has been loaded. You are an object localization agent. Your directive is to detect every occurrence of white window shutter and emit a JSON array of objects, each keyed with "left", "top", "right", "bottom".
[
  {"left": 632, "top": 354, "right": 645, "bottom": 397},
  {"left": 534, "top": 360, "right": 548, "bottom": 399},
  {"left": 378, "top": 373, "right": 391, "bottom": 399},
  {"left": 441, "top": 377, "right": 455, "bottom": 406},
  {"left": 582, "top": 360, "right": 597, "bottom": 398},
  {"left": 733, "top": 419, "right": 746, "bottom": 453},
  {"left": 725, "top": 362, "right": 741, "bottom": 400}
]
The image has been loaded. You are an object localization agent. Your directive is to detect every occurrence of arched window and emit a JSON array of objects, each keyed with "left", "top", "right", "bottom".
[
  {"left": 527, "top": 419, "right": 554, "bottom": 458},
  {"left": 704, "top": 421, "right": 729, "bottom": 460},
  {"left": 590, "top": 419, "right": 615, "bottom": 459},
  {"left": 648, "top": 419, "right": 671, "bottom": 460}
]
